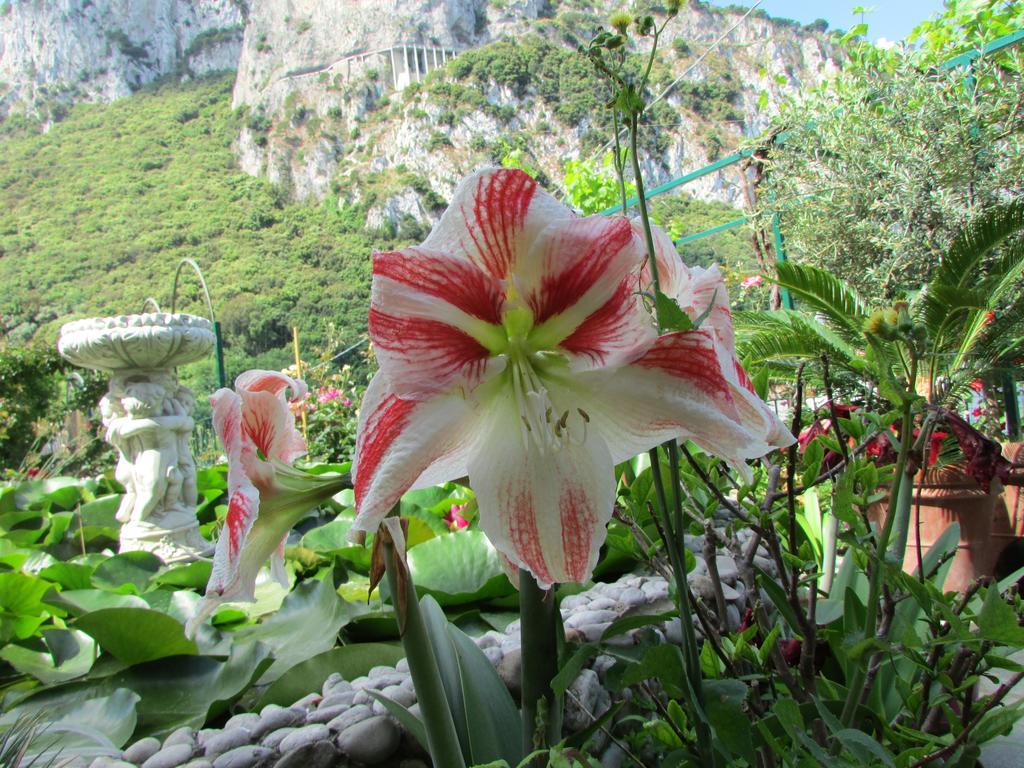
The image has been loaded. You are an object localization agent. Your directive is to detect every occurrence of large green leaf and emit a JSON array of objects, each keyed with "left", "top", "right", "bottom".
[
  {"left": 407, "top": 530, "right": 514, "bottom": 606},
  {"left": 154, "top": 560, "right": 213, "bottom": 589},
  {"left": 12, "top": 640, "right": 272, "bottom": 738},
  {"left": 46, "top": 588, "right": 149, "bottom": 615},
  {"left": 74, "top": 608, "right": 198, "bottom": 665},
  {"left": 0, "top": 630, "right": 96, "bottom": 684},
  {"left": 449, "top": 625, "right": 523, "bottom": 766},
  {"left": 38, "top": 562, "right": 95, "bottom": 590},
  {"left": 234, "top": 578, "right": 361, "bottom": 683},
  {"left": 300, "top": 517, "right": 371, "bottom": 570},
  {"left": 91, "top": 552, "right": 164, "bottom": 594},
  {"left": 256, "top": 643, "right": 404, "bottom": 708},
  {"left": 704, "top": 679, "right": 754, "bottom": 764},
  {"left": 1, "top": 688, "right": 140, "bottom": 759},
  {"left": 0, "top": 572, "right": 55, "bottom": 642}
]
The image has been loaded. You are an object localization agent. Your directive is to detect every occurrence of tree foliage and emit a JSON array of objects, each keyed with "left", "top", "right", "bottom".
[{"left": 760, "top": 0, "right": 1024, "bottom": 299}]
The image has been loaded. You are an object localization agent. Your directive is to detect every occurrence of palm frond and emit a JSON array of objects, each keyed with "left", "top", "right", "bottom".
[
  {"left": 772, "top": 261, "right": 871, "bottom": 343},
  {"left": 737, "top": 310, "right": 862, "bottom": 372},
  {"left": 932, "top": 197, "right": 1024, "bottom": 292}
]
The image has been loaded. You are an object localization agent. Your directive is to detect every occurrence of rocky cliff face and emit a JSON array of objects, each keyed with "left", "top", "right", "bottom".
[
  {"left": 0, "top": 0, "right": 841, "bottom": 222},
  {"left": 229, "top": 0, "right": 841, "bottom": 219},
  {"left": 0, "top": 0, "right": 243, "bottom": 123}
]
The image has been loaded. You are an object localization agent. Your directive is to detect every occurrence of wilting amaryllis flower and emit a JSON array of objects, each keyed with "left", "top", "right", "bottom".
[
  {"left": 352, "top": 168, "right": 792, "bottom": 587},
  {"left": 187, "top": 370, "right": 349, "bottom": 635}
]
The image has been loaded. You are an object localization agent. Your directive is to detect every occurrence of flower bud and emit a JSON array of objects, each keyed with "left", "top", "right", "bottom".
[
  {"left": 666, "top": 0, "right": 683, "bottom": 15},
  {"left": 609, "top": 11, "right": 632, "bottom": 34},
  {"left": 864, "top": 309, "right": 898, "bottom": 340}
]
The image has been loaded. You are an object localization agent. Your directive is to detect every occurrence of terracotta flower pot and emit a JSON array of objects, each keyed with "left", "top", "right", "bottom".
[{"left": 870, "top": 463, "right": 998, "bottom": 593}]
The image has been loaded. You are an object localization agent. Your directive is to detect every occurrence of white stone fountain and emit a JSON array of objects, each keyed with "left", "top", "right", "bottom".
[{"left": 58, "top": 313, "right": 216, "bottom": 562}]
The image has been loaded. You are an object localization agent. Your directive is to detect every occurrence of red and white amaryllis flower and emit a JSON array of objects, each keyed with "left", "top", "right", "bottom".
[
  {"left": 353, "top": 168, "right": 792, "bottom": 587},
  {"left": 187, "top": 370, "right": 349, "bottom": 635}
]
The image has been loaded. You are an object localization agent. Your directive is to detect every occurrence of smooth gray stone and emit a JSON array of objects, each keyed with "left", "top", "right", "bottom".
[
  {"left": 368, "top": 665, "right": 397, "bottom": 678},
  {"left": 224, "top": 713, "right": 259, "bottom": 732},
  {"left": 351, "top": 690, "right": 370, "bottom": 706},
  {"left": 203, "top": 729, "right": 251, "bottom": 758},
  {"left": 93, "top": 760, "right": 137, "bottom": 768},
  {"left": 482, "top": 646, "right": 503, "bottom": 666},
  {"left": 352, "top": 673, "right": 404, "bottom": 690},
  {"left": 272, "top": 741, "right": 338, "bottom": 768},
  {"left": 688, "top": 574, "right": 717, "bottom": 604},
  {"left": 335, "top": 716, "right": 399, "bottom": 765},
  {"left": 379, "top": 684, "right": 415, "bottom": 707},
  {"left": 306, "top": 704, "right": 347, "bottom": 725},
  {"left": 318, "top": 690, "right": 356, "bottom": 709},
  {"left": 320, "top": 672, "right": 344, "bottom": 696},
  {"left": 142, "top": 744, "right": 194, "bottom": 768},
  {"left": 577, "top": 622, "right": 612, "bottom": 642},
  {"left": 726, "top": 604, "right": 742, "bottom": 632},
  {"left": 251, "top": 707, "right": 304, "bottom": 741},
  {"left": 325, "top": 704, "right": 372, "bottom": 734},
  {"left": 564, "top": 670, "right": 602, "bottom": 732},
  {"left": 497, "top": 647, "right": 522, "bottom": 701},
  {"left": 587, "top": 596, "right": 618, "bottom": 611},
  {"left": 260, "top": 728, "right": 296, "bottom": 751},
  {"left": 290, "top": 693, "right": 321, "bottom": 710},
  {"left": 211, "top": 746, "right": 274, "bottom": 768},
  {"left": 163, "top": 728, "right": 195, "bottom": 750},
  {"left": 124, "top": 738, "right": 162, "bottom": 764},
  {"left": 395, "top": 658, "right": 410, "bottom": 672},
  {"left": 619, "top": 587, "right": 647, "bottom": 606},
  {"left": 179, "top": 761, "right": 213, "bottom": 768},
  {"left": 560, "top": 594, "right": 589, "bottom": 611},
  {"left": 715, "top": 555, "right": 739, "bottom": 582},
  {"left": 277, "top": 725, "right": 330, "bottom": 754},
  {"left": 565, "top": 609, "right": 618, "bottom": 629}
]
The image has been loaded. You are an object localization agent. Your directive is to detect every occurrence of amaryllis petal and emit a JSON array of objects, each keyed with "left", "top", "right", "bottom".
[
  {"left": 523, "top": 217, "right": 656, "bottom": 369},
  {"left": 422, "top": 168, "right": 573, "bottom": 281},
  {"left": 352, "top": 372, "right": 479, "bottom": 535},
  {"left": 188, "top": 387, "right": 262, "bottom": 635},
  {"left": 574, "top": 332, "right": 786, "bottom": 480},
  {"left": 236, "top": 370, "right": 308, "bottom": 470},
  {"left": 468, "top": 394, "right": 615, "bottom": 588},
  {"left": 189, "top": 373, "right": 350, "bottom": 638},
  {"left": 370, "top": 247, "right": 506, "bottom": 397}
]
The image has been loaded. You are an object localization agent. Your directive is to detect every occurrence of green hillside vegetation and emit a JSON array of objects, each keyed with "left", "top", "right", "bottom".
[
  {"left": 0, "top": 69, "right": 766, "bottom": 398},
  {"left": 0, "top": 74, "right": 376, "bottom": 388}
]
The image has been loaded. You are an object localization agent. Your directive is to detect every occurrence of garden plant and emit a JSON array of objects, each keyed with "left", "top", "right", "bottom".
[{"left": 0, "top": 2, "right": 1022, "bottom": 768}]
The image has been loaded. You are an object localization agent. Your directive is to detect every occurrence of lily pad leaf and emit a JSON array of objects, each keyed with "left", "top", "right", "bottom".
[
  {"left": 234, "top": 578, "right": 360, "bottom": 683},
  {"left": 407, "top": 530, "right": 514, "bottom": 606},
  {"left": 74, "top": 608, "right": 198, "bottom": 664},
  {"left": 91, "top": 552, "right": 165, "bottom": 594}
]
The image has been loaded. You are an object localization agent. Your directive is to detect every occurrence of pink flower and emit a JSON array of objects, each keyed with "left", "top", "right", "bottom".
[
  {"left": 444, "top": 503, "right": 470, "bottom": 530},
  {"left": 740, "top": 275, "right": 763, "bottom": 289},
  {"left": 970, "top": 379, "right": 984, "bottom": 393},
  {"left": 341, "top": 397, "right": 352, "bottom": 407},
  {"left": 352, "top": 169, "right": 792, "bottom": 587},
  {"left": 188, "top": 370, "right": 349, "bottom": 635},
  {"left": 318, "top": 387, "right": 343, "bottom": 404},
  {"left": 972, "top": 406, "right": 983, "bottom": 418}
]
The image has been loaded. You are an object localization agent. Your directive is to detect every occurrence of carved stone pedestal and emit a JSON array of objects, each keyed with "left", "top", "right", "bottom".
[{"left": 58, "top": 313, "right": 216, "bottom": 562}]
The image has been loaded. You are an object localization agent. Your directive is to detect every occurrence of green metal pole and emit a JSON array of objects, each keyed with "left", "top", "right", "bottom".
[
  {"left": 213, "top": 320, "right": 227, "bottom": 389},
  {"left": 772, "top": 212, "right": 794, "bottom": 310},
  {"left": 1003, "top": 371, "right": 1021, "bottom": 440}
]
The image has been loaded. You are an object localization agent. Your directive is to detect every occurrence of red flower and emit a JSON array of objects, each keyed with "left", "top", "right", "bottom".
[
  {"left": 984, "top": 311, "right": 996, "bottom": 325},
  {"left": 940, "top": 409, "right": 1013, "bottom": 491},
  {"left": 971, "top": 407, "right": 982, "bottom": 418},
  {"left": 970, "top": 379, "right": 984, "bottom": 393}
]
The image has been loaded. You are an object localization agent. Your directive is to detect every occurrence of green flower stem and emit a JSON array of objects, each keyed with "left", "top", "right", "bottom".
[
  {"left": 839, "top": 395, "right": 916, "bottom": 728},
  {"left": 519, "top": 568, "right": 562, "bottom": 760},
  {"left": 628, "top": 115, "right": 663, "bottom": 330},
  {"left": 628, "top": 109, "right": 712, "bottom": 762},
  {"left": 382, "top": 542, "right": 467, "bottom": 768}
]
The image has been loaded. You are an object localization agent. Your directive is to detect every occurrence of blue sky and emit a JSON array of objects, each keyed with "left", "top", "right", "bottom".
[{"left": 709, "top": 1, "right": 950, "bottom": 42}]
